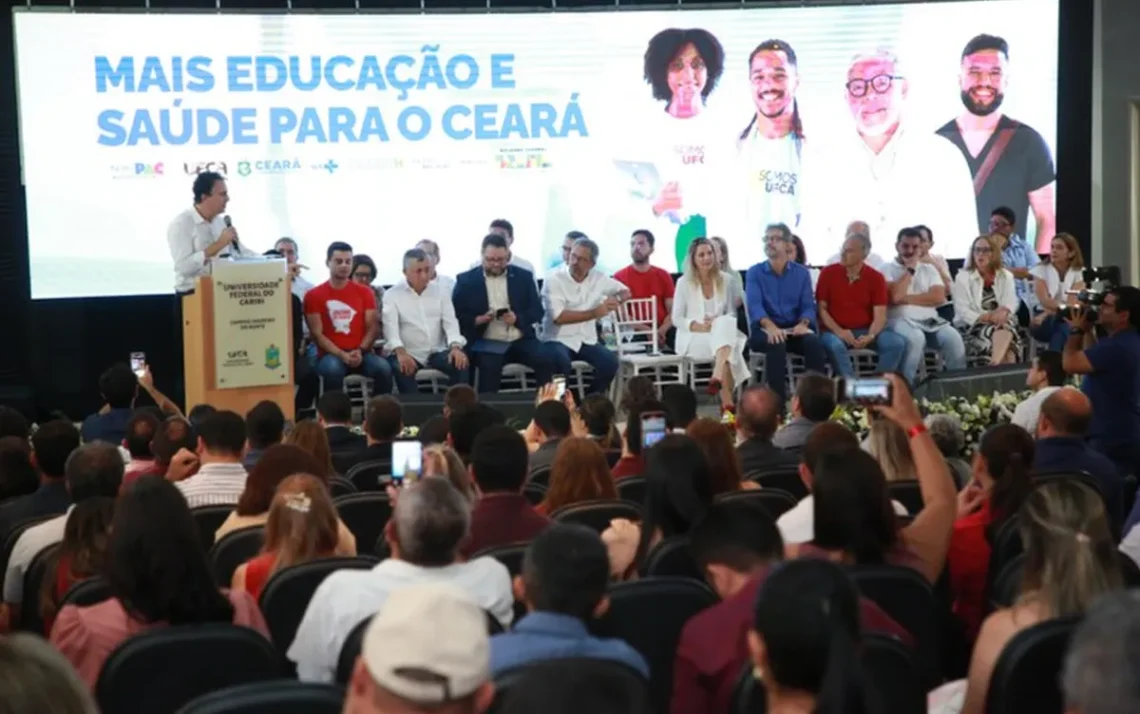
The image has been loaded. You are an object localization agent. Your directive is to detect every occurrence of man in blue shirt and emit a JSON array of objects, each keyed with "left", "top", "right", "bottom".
[
  {"left": 1063, "top": 286, "right": 1140, "bottom": 479},
  {"left": 745, "top": 223, "right": 827, "bottom": 404},
  {"left": 989, "top": 205, "right": 1040, "bottom": 324},
  {"left": 79, "top": 364, "right": 139, "bottom": 445},
  {"left": 489, "top": 524, "right": 648, "bottom": 678}
]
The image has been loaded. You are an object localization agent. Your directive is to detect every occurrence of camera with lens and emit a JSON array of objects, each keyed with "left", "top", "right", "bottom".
[{"left": 1060, "top": 266, "right": 1120, "bottom": 322}]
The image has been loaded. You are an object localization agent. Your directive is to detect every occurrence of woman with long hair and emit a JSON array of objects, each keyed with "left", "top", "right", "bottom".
[
  {"left": 866, "top": 417, "right": 916, "bottom": 484},
  {"left": 422, "top": 444, "right": 477, "bottom": 505},
  {"left": 579, "top": 394, "right": 622, "bottom": 451},
  {"left": 538, "top": 437, "right": 617, "bottom": 516},
  {"left": 40, "top": 498, "right": 115, "bottom": 634},
  {"left": 709, "top": 236, "right": 745, "bottom": 299},
  {"left": 231, "top": 474, "right": 341, "bottom": 601},
  {"left": 748, "top": 559, "right": 873, "bottom": 714},
  {"left": 672, "top": 238, "right": 749, "bottom": 412},
  {"left": 50, "top": 477, "right": 270, "bottom": 688},
  {"left": 947, "top": 424, "right": 1035, "bottom": 641},
  {"left": 284, "top": 419, "right": 334, "bottom": 480},
  {"left": 1030, "top": 233, "right": 1086, "bottom": 350},
  {"left": 953, "top": 234, "right": 1021, "bottom": 365},
  {"left": 685, "top": 417, "right": 745, "bottom": 494}
]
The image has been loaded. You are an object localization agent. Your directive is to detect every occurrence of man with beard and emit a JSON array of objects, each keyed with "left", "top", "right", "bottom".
[
  {"left": 613, "top": 230, "right": 675, "bottom": 346},
  {"left": 937, "top": 34, "right": 1056, "bottom": 253}
]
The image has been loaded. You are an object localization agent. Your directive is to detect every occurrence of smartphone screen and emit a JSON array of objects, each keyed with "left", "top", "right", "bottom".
[
  {"left": 641, "top": 412, "right": 667, "bottom": 450},
  {"left": 390, "top": 439, "right": 423, "bottom": 488},
  {"left": 129, "top": 352, "right": 146, "bottom": 377},
  {"left": 843, "top": 377, "right": 893, "bottom": 406},
  {"left": 553, "top": 375, "right": 567, "bottom": 400}
]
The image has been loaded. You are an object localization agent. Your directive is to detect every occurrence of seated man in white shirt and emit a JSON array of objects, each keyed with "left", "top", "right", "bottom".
[
  {"left": 416, "top": 239, "right": 457, "bottom": 297},
  {"left": 167, "top": 171, "right": 259, "bottom": 295},
  {"left": 383, "top": 249, "right": 469, "bottom": 395},
  {"left": 486, "top": 218, "right": 538, "bottom": 277},
  {"left": 288, "top": 477, "right": 513, "bottom": 682},
  {"left": 1011, "top": 350, "right": 1065, "bottom": 433},
  {"left": 880, "top": 227, "right": 967, "bottom": 384},
  {"left": 542, "top": 238, "right": 629, "bottom": 397},
  {"left": 1, "top": 442, "right": 123, "bottom": 628},
  {"left": 172, "top": 410, "right": 250, "bottom": 508}
]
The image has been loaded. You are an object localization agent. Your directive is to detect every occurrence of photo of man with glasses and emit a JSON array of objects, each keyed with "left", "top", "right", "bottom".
[{"left": 937, "top": 34, "right": 1056, "bottom": 253}]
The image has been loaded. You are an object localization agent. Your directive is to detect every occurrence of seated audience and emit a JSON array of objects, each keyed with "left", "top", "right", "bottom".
[
  {"left": 0, "top": 405, "right": 29, "bottom": 440},
  {"left": 613, "top": 229, "right": 675, "bottom": 348},
  {"left": 232, "top": 474, "right": 344, "bottom": 601},
  {"left": 422, "top": 444, "right": 476, "bottom": 504},
  {"left": 417, "top": 415, "right": 450, "bottom": 447},
  {"left": 443, "top": 383, "right": 479, "bottom": 419},
  {"left": 619, "top": 376, "right": 658, "bottom": 418},
  {"left": 604, "top": 434, "right": 713, "bottom": 579},
  {"left": 317, "top": 391, "right": 365, "bottom": 471},
  {"left": 491, "top": 524, "right": 648, "bottom": 676},
  {"left": 187, "top": 403, "right": 216, "bottom": 430},
  {"left": 243, "top": 400, "right": 285, "bottom": 470},
  {"left": 947, "top": 424, "right": 1035, "bottom": 641},
  {"left": 495, "top": 659, "right": 648, "bottom": 714},
  {"left": 0, "top": 419, "right": 78, "bottom": 537},
  {"left": 527, "top": 401, "right": 571, "bottom": 475},
  {"left": 776, "top": 423, "right": 862, "bottom": 544},
  {"left": 866, "top": 417, "right": 917, "bottom": 484},
  {"left": 709, "top": 235, "right": 744, "bottom": 299},
  {"left": 686, "top": 418, "right": 746, "bottom": 494},
  {"left": 50, "top": 477, "right": 270, "bottom": 688},
  {"left": 914, "top": 224, "right": 954, "bottom": 299},
  {"left": 341, "top": 396, "right": 403, "bottom": 475},
  {"left": 448, "top": 402, "right": 506, "bottom": 464},
  {"left": 40, "top": 498, "right": 115, "bottom": 634},
  {"left": 121, "top": 411, "right": 159, "bottom": 482},
  {"left": 661, "top": 384, "right": 698, "bottom": 432},
  {"left": 1011, "top": 350, "right": 1065, "bottom": 434},
  {"left": 954, "top": 233, "right": 1021, "bottom": 365},
  {"left": 1062, "top": 590, "right": 1140, "bottom": 714},
  {"left": 172, "top": 410, "right": 248, "bottom": 508},
  {"left": 3, "top": 443, "right": 123, "bottom": 629},
  {"left": 772, "top": 374, "right": 835, "bottom": 450},
  {"left": 284, "top": 419, "right": 335, "bottom": 481},
  {"left": 0, "top": 437, "right": 38, "bottom": 504},
  {"left": 1035, "top": 390, "right": 1122, "bottom": 525},
  {"left": 612, "top": 400, "right": 672, "bottom": 479},
  {"left": 0, "top": 633, "right": 99, "bottom": 714},
  {"left": 735, "top": 386, "right": 799, "bottom": 475},
  {"left": 1030, "top": 233, "right": 1085, "bottom": 350},
  {"left": 289, "top": 477, "right": 513, "bottom": 682},
  {"left": 463, "top": 426, "right": 551, "bottom": 557},
  {"left": 925, "top": 413, "right": 971, "bottom": 486},
  {"left": 579, "top": 394, "right": 622, "bottom": 450},
  {"left": 537, "top": 437, "right": 617, "bottom": 516},
  {"left": 137, "top": 416, "right": 196, "bottom": 483}
]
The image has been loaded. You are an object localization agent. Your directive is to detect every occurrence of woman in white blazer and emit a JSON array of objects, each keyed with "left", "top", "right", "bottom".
[
  {"left": 672, "top": 237, "right": 748, "bottom": 412},
  {"left": 953, "top": 234, "right": 1021, "bottom": 365}
]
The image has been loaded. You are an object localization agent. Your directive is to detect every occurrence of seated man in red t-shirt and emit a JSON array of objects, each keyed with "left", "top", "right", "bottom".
[
  {"left": 303, "top": 241, "right": 394, "bottom": 393},
  {"left": 815, "top": 232, "right": 905, "bottom": 377},
  {"left": 613, "top": 229, "right": 675, "bottom": 346}
]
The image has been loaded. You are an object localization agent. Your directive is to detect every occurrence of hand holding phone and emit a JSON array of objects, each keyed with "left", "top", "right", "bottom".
[
  {"left": 129, "top": 352, "right": 146, "bottom": 377},
  {"left": 553, "top": 375, "right": 567, "bottom": 400},
  {"left": 836, "top": 377, "right": 893, "bottom": 407}
]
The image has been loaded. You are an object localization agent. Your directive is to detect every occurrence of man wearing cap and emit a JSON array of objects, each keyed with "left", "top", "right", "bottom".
[
  {"left": 342, "top": 582, "right": 496, "bottom": 714},
  {"left": 289, "top": 478, "right": 513, "bottom": 683}
]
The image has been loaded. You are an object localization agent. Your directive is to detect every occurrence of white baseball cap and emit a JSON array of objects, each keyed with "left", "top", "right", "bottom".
[{"left": 361, "top": 583, "right": 490, "bottom": 704}]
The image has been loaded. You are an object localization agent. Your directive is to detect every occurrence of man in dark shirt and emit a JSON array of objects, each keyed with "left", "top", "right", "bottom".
[
  {"left": 661, "top": 384, "right": 698, "bottom": 432},
  {"left": 448, "top": 403, "right": 506, "bottom": 464},
  {"left": 0, "top": 419, "right": 78, "bottom": 539},
  {"left": 79, "top": 364, "right": 139, "bottom": 445},
  {"left": 528, "top": 401, "right": 571, "bottom": 476},
  {"left": 771, "top": 374, "right": 836, "bottom": 451},
  {"left": 317, "top": 391, "right": 365, "bottom": 474},
  {"left": 735, "top": 386, "right": 799, "bottom": 475},
  {"left": 341, "top": 396, "right": 404, "bottom": 475},
  {"left": 1035, "top": 390, "right": 1123, "bottom": 525},
  {"left": 243, "top": 400, "right": 285, "bottom": 470},
  {"left": 462, "top": 425, "right": 550, "bottom": 558},
  {"left": 935, "top": 33, "right": 1056, "bottom": 252}
]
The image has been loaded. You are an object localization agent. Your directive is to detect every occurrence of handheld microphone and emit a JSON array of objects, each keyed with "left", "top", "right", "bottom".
[{"left": 223, "top": 215, "right": 239, "bottom": 254}]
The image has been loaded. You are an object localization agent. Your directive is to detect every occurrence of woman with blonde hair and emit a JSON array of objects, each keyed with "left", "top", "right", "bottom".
[
  {"left": 672, "top": 237, "right": 749, "bottom": 412},
  {"left": 953, "top": 234, "right": 1021, "bottom": 365},
  {"left": 866, "top": 417, "right": 916, "bottom": 484},
  {"left": 284, "top": 419, "right": 334, "bottom": 480},
  {"left": 538, "top": 437, "right": 617, "bottom": 516},
  {"left": 422, "top": 443, "right": 476, "bottom": 504},
  {"left": 231, "top": 473, "right": 344, "bottom": 601},
  {"left": 1030, "top": 232, "right": 1086, "bottom": 350}
]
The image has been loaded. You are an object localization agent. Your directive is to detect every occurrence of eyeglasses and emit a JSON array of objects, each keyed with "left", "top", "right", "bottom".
[
  {"left": 845, "top": 74, "right": 903, "bottom": 98},
  {"left": 973, "top": 246, "right": 994, "bottom": 254},
  {"left": 352, "top": 271, "right": 374, "bottom": 280}
]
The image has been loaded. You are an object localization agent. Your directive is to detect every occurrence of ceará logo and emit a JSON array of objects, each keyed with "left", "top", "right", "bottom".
[{"left": 134, "top": 162, "right": 164, "bottom": 176}]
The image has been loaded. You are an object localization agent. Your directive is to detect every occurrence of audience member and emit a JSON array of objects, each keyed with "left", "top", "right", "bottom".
[
  {"left": 317, "top": 391, "right": 365, "bottom": 457},
  {"left": 579, "top": 395, "right": 621, "bottom": 450},
  {"left": 660, "top": 384, "right": 698, "bottom": 432},
  {"left": 289, "top": 477, "right": 513, "bottom": 682},
  {"left": 448, "top": 403, "right": 505, "bottom": 463},
  {"left": 954, "top": 233, "right": 1021, "bottom": 365},
  {"left": 423, "top": 444, "right": 477, "bottom": 504},
  {"left": 173, "top": 410, "right": 248, "bottom": 508},
  {"left": 494, "top": 661, "right": 647, "bottom": 714},
  {"left": 0, "top": 633, "right": 99, "bottom": 714},
  {"left": 1030, "top": 233, "right": 1085, "bottom": 350},
  {"left": 416, "top": 238, "right": 457, "bottom": 295},
  {"left": 686, "top": 418, "right": 745, "bottom": 494},
  {"left": 528, "top": 401, "right": 572, "bottom": 475},
  {"left": 0, "top": 437, "right": 38, "bottom": 504},
  {"left": 538, "top": 437, "right": 617, "bottom": 517},
  {"left": 418, "top": 415, "right": 451, "bottom": 446},
  {"left": 613, "top": 229, "right": 675, "bottom": 347},
  {"left": 232, "top": 473, "right": 345, "bottom": 601},
  {"left": 619, "top": 376, "right": 658, "bottom": 418},
  {"left": 1011, "top": 350, "right": 1065, "bottom": 433},
  {"left": 1062, "top": 590, "right": 1140, "bottom": 714},
  {"left": 341, "top": 583, "right": 495, "bottom": 714},
  {"left": 735, "top": 386, "right": 799, "bottom": 475},
  {"left": 142, "top": 416, "right": 196, "bottom": 482},
  {"left": 487, "top": 218, "right": 539, "bottom": 276},
  {"left": 1035, "top": 390, "right": 1122, "bottom": 524},
  {"left": 771, "top": 374, "right": 835, "bottom": 450},
  {"left": 613, "top": 400, "right": 672, "bottom": 479},
  {"left": 443, "top": 384, "right": 479, "bottom": 419},
  {"left": 463, "top": 425, "right": 551, "bottom": 557},
  {"left": 866, "top": 417, "right": 917, "bottom": 483},
  {"left": 0, "top": 419, "right": 78, "bottom": 537},
  {"left": 914, "top": 224, "right": 954, "bottom": 298},
  {"left": 79, "top": 364, "right": 137, "bottom": 444},
  {"left": 121, "top": 410, "right": 159, "bottom": 481},
  {"left": 988, "top": 205, "right": 1039, "bottom": 325},
  {"left": 284, "top": 419, "right": 335, "bottom": 481},
  {"left": 0, "top": 406, "right": 29, "bottom": 440},
  {"left": 925, "top": 413, "right": 971, "bottom": 486},
  {"left": 187, "top": 403, "right": 216, "bottom": 431},
  {"left": 776, "top": 423, "right": 862, "bottom": 544},
  {"left": 40, "top": 497, "right": 115, "bottom": 634},
  {"left": 342, "top": 396, "right": 404, "bottom": 474},
  {"left": 50, "top": 476, "right": 270, "bottom": 688},
  {"left": 243, "top": 400, "right": 286, "bottom": 469}
]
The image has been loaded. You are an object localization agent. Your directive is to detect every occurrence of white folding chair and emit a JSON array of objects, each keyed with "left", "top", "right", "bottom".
[
  {"left": 612, "top": 297, "right": 685, "bottom": 398},
  {"left": 341, "top": 375, "right": 373, "bottom": 423},
  {"left": 414, "top": 369, "right": 451, "bottom": 394},
  {"left": 472, "top": 362, "right": 532, "bottom": 393}
]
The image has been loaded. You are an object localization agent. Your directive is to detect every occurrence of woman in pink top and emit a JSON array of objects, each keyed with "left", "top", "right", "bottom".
[{"left": 50, "top": 476, "right": 269, "bottom": 689}]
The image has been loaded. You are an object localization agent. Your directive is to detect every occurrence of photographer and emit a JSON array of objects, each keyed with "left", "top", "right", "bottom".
[{"left": 1062, "top": 285, "right": 1140, "bottom": 475}]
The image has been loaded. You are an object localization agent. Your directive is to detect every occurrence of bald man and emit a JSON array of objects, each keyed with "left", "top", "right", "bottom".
[
  {"left": 735, "top": 386, "right": 799, "bottom": 474},
  {"left": 1036, "top": 389, "right": 1123, "bottom": 524}
]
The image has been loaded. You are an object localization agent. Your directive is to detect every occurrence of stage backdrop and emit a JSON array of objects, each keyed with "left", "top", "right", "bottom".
[{"left": 13, "top": 1, "right": 1058, "bottom": 299}]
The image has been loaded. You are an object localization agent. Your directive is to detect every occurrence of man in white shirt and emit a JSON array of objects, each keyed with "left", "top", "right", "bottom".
[
  {"left": 416, "top": 239, "right": 457, "bottom": 296},
  {"left": 1011, "top": 350, "right": 1065, "bottom": 434},
  {"left": 486, "top": 218, "right": 538, "bottom": 277},
  {"left": 288, "top": 477, "right": 512, "bottom": 683},
  {"left": 383, "top": 248, "right": 469, "bottom": 395},
  {"left": 171, "top": 410, "right": 249, "bottom": 508},
  {"left": 542, "top": 238, "right": 629, "bottom": 396},
  {"left": 274, "top": 237, "right": 313, "bottom": 299},
  {"left": 166, "top": 172, "right": 259, "bottom": 294},
  {"left": 880, "top": 227, "right": 967, "bottom": 384}
]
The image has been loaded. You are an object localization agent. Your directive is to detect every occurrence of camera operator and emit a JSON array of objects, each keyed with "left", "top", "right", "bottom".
[{"left": 1062, "top": 285, "right": 1140, "bottom": 475}]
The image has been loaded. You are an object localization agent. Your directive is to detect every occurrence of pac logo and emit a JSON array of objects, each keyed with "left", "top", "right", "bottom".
[
  {"left": 134, "top": 162, "right": 164, "bottom": 176},
  {"left": 265, "top": 344, "right": 282, "bottom": 370},
  {"left": 184, "top": 161, "right": 227, "bottom": 176}
]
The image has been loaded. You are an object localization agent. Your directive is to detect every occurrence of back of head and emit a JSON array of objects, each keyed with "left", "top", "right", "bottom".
[
  {"left": 495, "top": 661, "right": 650, "bottom": 714},
  {"left": 924, "top": 414, "right": 965, "bottom": 458},
  {"left": 423, "top": 444, "right": 476, "bottom": 504},
  {"left": 393, "top": 477, "right": 471, "bottom": 566},
  {"left": 238, "top": 443, "right": 324, "bottom": 516},
  {"left": 98, "top": 364, "right": 138, "bottom": 409},
  {"left": 866, "top": 418, "right": 915, "bottom": 482},
  {"left": 979, "top": 424, "right": 1035, "bottom": 531},
  {"left": 65, "top": 442, "right": 125, "bottom": 502},
  {"left": 245, "top": 400, "right": 286, "bottom": 450},
  {"left": 752, "top": 559, "right": 869, "bottom": 714},
  {"left": 264, "top": 473, "right": 339, "bottom": 573},
  {"left": 522, "top": 524, "right": 610, "bottom": 620},
  {"left": 449, "top": 403, "right": 504, "bottom": 458},
  {"left": 196, "top": 410, "right": 247, "bottom": 457},
  {"left": 150, "top": 417, "right": 195, "bottom": 467},
  {"left": 546, "top": 437, "right": 616, "bottom": 510},
  {"left": 625, "top": 400, "right": 672, "bottom": 457},
  {"left": 1062, "top": 590, "right": 1140, "bottom": 714},
  {"left": 661, "top": 384, "right": 698, "bottom": 430},
  {"left": 534, "top": 401, "right": 572, "bottom": 440},
  {"left": 1018, "top": 480, "right": 1121, "bottom": 618},
  {"left": 0, "top": 634, "right": 99, "bottom": 714},
  {"left": 690, "top": 502, "right": 783, "bottom": 573},
  {"left": 685, "top": 417, "right": 744, "bottom": 494},
  {"left": 811, "top": 448, "right": 897, "bottom": 563},
  {"left": 0, "top": 437, "right": 38, "bottom": 500},
  {"left": 365, "top": 396, "right": 404, "bottom": 442},
  {"left": 0, "top": 405, "right": 30, "bottom": 440},
  {"left": 124, "top": 410, "right": 160, "bottom": 460},
  {"left": 283, "top": 419, "right": 333, "bottom": 480},
  {"left": 1035, "top": 350, "right": 1066, "bottom": 387},
  {"left": 444, "top": 384, "right": 478, "bottom": 417},
  {"left": 579, "top": 394, "right": 617, "bottom": 442},
  {"left": 470, "top": 425, "right": 529, "bottom": 493},
  {"left": 795, "top": 374, "right": 837, "bottom": 422},
  {"left": 802, "top": 423, "right": 859, "bottom": 475},
  {"left": 30, "top": 419, "right": 80, "bottom": 480},
  {"left": 418, "top": 415, "right": 451, "bottom": 446},
  {"left": 738, "top": 386, "right": 781, "bottom": 441},
  {"left": 637, "top": 435, "right": 714, "bottom": 565},
  {"left": 316, "top": 391, "right": 353, "bottom": 425},
  {"left": 108, "top": 476, "right": 233, "bottom": 625},
  {"left": 620, "top": 376, "right": 659, "bottom": 416},
  {"left": 1039, "top": 389, "right": 1092, "bottom": 437},
  {"left": 187, "top": 403, "right": 217, "bottom": 430},
  {"left": 58, "top": 496, "right": 115, "bottom": 575}
]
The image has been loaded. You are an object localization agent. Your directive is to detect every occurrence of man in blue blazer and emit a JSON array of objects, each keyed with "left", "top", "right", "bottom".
[{"left": 453, "top": 233, "right": 558, "bottom": 393}]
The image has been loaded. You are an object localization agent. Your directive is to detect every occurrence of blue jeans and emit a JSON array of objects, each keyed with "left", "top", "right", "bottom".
[
  {"left": 821, "top": 328, "right": 906, "bottom": 378},
  {"left": 747, "top": 329, "right": 828, "bottom": 404},
  {"left": 548, "top": 342, "right": 619, "bottom": 395},
  {"left": 474, "top": 338, "right": 558, "bottom": 393},
  {"left": 388, "top": 351, "right": 469, "bottom": 395},
  {"left": 891, "top": 321, "right": 967, "bottom": 383},
  {"left": 1030, "top": 314, "right": 1071, "bottom": 352},
  {"left": 317, "top": 352, "right": 393, "bottom": 394}
]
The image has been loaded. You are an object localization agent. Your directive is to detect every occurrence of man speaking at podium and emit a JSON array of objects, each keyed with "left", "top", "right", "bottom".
[{"left": 167, "top": 171, "right": 259, "bottom": 294}]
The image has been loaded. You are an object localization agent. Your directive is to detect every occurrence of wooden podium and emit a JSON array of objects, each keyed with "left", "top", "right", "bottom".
[{"left": 182, "top": 259, "right": 295, "bottom": 420}]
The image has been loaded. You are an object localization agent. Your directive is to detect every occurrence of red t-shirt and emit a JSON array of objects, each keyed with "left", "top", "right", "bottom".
[
  {"left": 613, "top": 265, "right": 675, "bottom": 327},
  {"left": 303, "top": 280, "right": 377, "bottom": 354},
  {"left": 948, "top": 500, "right": 995, "bottom": 643},
  {"left": 815, "top": 264, "right": 888, "bottom": 330}
]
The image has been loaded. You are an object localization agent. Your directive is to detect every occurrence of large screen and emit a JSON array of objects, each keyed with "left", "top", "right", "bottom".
[{"left": 13, "top": 1, "right": 1058, "bottom": 299}]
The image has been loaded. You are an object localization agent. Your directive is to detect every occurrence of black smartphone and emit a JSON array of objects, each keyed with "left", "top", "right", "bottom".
[{"left": 836, "top": 377, "right": 893, "bottom": 407}]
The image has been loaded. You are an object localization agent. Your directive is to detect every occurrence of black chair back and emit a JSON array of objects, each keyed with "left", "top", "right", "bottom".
[
  {"left": 592, "top": 577, "right": 718, "bottom": 714},
  {"left": 328, "top": 477, "right": 357, "bottom": 497},
  {"left": 336, "top": 616, "right": 374, "bottom": 685},
  {"left": 259, "top": 556, "right": 380, "bottom": 654},
  {"left": 345, "top": 459, "right": 391, "bottom": 492},
  {"left": 95, "top": 623, "right": 280, "bottom": 714},
  {"left": 0, "top": 515, "right": 55, "bottom": 576},
  {"left": 715, "top": 489, "right": 798, "bottom": 520},
  {"left": 616, "top": 476, "right": 646, "bottom": 505},
  {"left": 529, "top": 466, "right": 552, "bottom": 488},
  {"left": 178, "top": 681, "right": 345, "bottom": 714},
  {"left": 20, "top": 542, "right": 61, "bottom": 633},
  {"left": 984, "top": 616, "right": 1079, "bottom": 714},
  {"left": 210, "top": 527, "right": 266, "bottom": 587},
  {"left": 472, "top": 541, "right": 531, "bottom": 625},
  {"left": 334, "top": 492, "right": 393, "bottom": 554},
  {"left": 190, "top": 505, "right": 237, "bottom": 552},
  {"left": 521, "top": 481, "right": 546, "bottom": 506},
  {"left": 489, "top": 658, "right": 651, "bottom": 714},
  {"left": 331, "top": 449, "right": 365, "bottom": 478},
  {"left": 991, "top": 553, "right": 1026, "bottom": 609},
  {"left": 863, "top": 634, "right": 926, "bottom": 714},
  {"left": 746, "top": 469, "right": 807, "bottom": 500},
  {"left": 551, "top": 500, "right": 642, "bottom": 533},
  {"left": 848, "top": 564, "right": 940, "bottom": 689},
  {"left": 887, "top": 480, "right": 924, "bottom": 515},
  {"left": 642, "top": 536, "right": 703, "bottom": 581},
  {"left": 61, "top": 576, "right": 112, "bottom": 608}
]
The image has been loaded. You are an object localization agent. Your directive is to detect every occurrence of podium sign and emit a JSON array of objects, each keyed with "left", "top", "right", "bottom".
[{"left": 211, "top": 259, "right": 292, "bottom": 389}]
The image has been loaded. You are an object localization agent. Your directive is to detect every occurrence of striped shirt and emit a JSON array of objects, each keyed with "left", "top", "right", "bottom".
[{"left": 175, "top": 462, "right": 248, "bottom": 508}]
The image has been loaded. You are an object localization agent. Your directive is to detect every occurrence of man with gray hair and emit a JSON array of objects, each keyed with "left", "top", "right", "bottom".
[
  {"left": 416, "top": 238, "right": 457, "bottom": 296},
  {"left": 542, "top": 237, "right": 630, "bottom": 395},
  {"left": 1062, "top": 590, "right": 1140, "bottom": 714},
  {"left": 289, "top": 477, "right": 513, "bottom": 683},
  {"left": 383, "top": 248, "right": 469, "bottom": 394}
]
